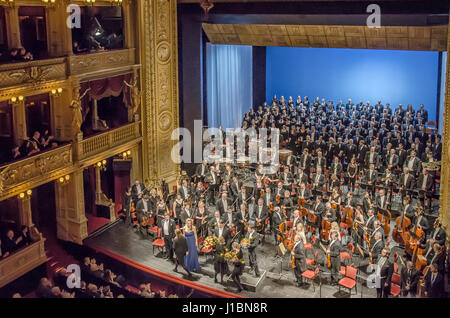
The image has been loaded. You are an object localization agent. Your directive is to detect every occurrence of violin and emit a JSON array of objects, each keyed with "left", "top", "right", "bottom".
[{"left": 276, "top": 195, "right": 281, "bottom": 205}]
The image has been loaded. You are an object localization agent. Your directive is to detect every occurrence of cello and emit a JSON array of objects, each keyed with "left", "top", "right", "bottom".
[
  {"left": 392, "top": 211, "right": 411, "bottom": 245},
  {"left": 320, "top": 214, "right": 332, "bottom": 243},
  {"left": 341, "top": 206, "right": 354, "bottom": 230},
  {"left": 405, "top": 207, "right": 426, "bottom": 256}
]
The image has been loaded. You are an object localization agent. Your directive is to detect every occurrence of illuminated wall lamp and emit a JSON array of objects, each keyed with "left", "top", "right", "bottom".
[
  {"left": 86, "top": 0, "right": 96, "bottom": 5},
  {"left": 10, "top": 96, "right": 24, "bottom": 104},
  {"left": 58, "top": 175, "right": 70, "bottom": 184},
  {"left": 1, "top": 0, "right": 15, "bottom": 7},
  {"left": 96, "top": 160, "right": 107, "bottom": 171},
  {"left": 51, "top": 87, "right": 63, "bottom": 97},
  {"left": 18, "top": 189, "right": 32, "bottom": 200},
  {"left": 121, "top": 150, "right": 131, "bottom": 159}
]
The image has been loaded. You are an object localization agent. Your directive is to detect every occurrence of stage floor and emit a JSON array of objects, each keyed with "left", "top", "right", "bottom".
[{"left": 84, "top": 221, "right": 378, "bottom": 298}]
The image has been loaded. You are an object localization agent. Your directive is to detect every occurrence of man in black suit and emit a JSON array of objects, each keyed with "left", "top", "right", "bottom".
[
  {"left": 251, "top": 198, "right": 268, "bottom": 235},
  {"left": 230, "top": 176, "right": 242, "bottom": 199},
  {"left": 214, "top": 220, "right": 231, "bottom": 248},
  {"left": 180, "top": 201, "right": 195, "bottom": 226},
  {"left": 36, "top": 277, "right": 55, "bottom": 298},
  {"left": 292, "top": 234, "right": 307, "bottom": 287},
  {"left": 401, "top": 261, "right": 419, "bottom": 297},
  {"left": 159, "top": 213, "right": 176, "bottom": 261},
  {"left": 245, "top": 225, "right": 261, "bottom": 277},
  {"left": 374, "top": 247, "right": 394, "bottom": 298},
  {"left": 206, "top": 166, "right": 220, "bottom": 205},
  {"left": 222, "top": 206, "right": 241, "bottom": 233},
  {"left": 327, "top": 231, "right": 341, "bottom": 285},
  {"left": 404, "top": 151, "right": 421, "bottom": 176},
  {"left": 369, "top": 232, "right": 384, "bottom": 262},
  {"left": 216, "top": 192, "right": 233, "bottom": 216},
  {"left": 173, "top": 229, "right": 192, "bottom": 276},
  {"left": 131, "top": 179, "right": 146, "bottom": 206},
  {"left": 135, "top": 195, "right": 152, "bottom": 225},
  {"left": 177, "top": 179, "right": 191, "bottom": 201},
  {"left": 398, "top": 167, "right": 414, "bottom": 196},
  {"left": 400, "top": 196, "right": 415, "bottom": 220},
  {"left": 271, "top": 207, "right": 285, "bottom": 245},
  {"left": 195, "top": 160, "right": 209, "bottom": 182},
  {"left": 299, "top": 148, "right": 312, "bottom": 173},
  {"left": 295, "top": 167, "right": 308, "bottom": 186},
  {"left": 424, "top": 263, "right": 445, "bottom": 298}
]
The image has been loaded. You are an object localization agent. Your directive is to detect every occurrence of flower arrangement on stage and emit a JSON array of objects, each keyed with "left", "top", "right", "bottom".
[
  {"left": 224, "top": 250, "right": 245, "bottom": 264},
  {"left": 240, "top": 238, "right": 250, "bottom": 248},
  {"left": 203, "top": 235, "right": 218, "bottom": 249}
]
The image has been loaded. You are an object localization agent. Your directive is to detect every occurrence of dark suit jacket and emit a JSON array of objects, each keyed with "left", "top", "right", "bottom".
[
  {"left": 416, "top": 174, "right": 434, "bottom": 192},
  {"left": 400, "top": 267, "right": 419, "bottom": 292},
  {"left": 214, "top": 227, "right": 231, "bottom": 246},
  {"left": 178, "top": 186, "right": 192, "bottom": 200},
  {"left": 195, "top": 164, "right": 208, "bottom": 177},
  {"left": 173, "top": 236, "right": 188, "bottom": 259},
  {"left": 158, "top": 218, "right": 176, "bottom": 239},
  {"left": 398, "top": 173, "right": 414, "bottom": 190},
  {"left": 293, "top": 240, "right": 307, "bottom": 273},
  {"left": 216, "top": 198, "right": 233, "bottom": 215},
  {"left": 425, "top": 271, "right": 445, "bottom": 298},
  {"left": 180, "top": 209, "right": 196, "bottom": 225},
  {"left": 251, "top": 205, "right": 268, "bottom": 222}
]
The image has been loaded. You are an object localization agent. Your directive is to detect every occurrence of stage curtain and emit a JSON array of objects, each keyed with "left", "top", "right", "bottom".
[
  {"left": 206, "top": 43, "right": 252, "bottom": 129},
  {"left": 80, "top": 73, "right": 132, "bottom": 120}
]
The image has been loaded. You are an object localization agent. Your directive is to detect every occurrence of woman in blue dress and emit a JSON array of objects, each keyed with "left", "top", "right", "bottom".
[{"left": 183, "top": 218, "right": 201, "bottom": 272}]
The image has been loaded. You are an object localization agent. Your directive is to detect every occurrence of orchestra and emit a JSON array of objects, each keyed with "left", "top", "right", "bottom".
[{"left": 123, "top": 96, "right": 445, "bottom": 297}]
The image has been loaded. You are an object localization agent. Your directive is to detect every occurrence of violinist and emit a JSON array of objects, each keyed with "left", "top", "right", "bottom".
[
  {"left": 216, "top": 192, "right": 232, "bottom": 216},
  {"left": 238, "top": 203, "right": 249, "bottom": 236},
  {"left": 311, "top": 167, "right": 326, "bottom": 195},
  {"left": 299, "top": 148, "right": 312, "bottom": 173},
  {"left": 297, "top": 182, "right": 312, "bottom": 202},
  {"left": 230, "top": 176, "right": 242, "bottom": 199},
  {"left": 180, "top": 202, "right": 195, "bottom": 227},
  {"left": 208, "top": 210, "right": 222, "bottom": 236},
  {"left": 291, "top": 209, "right": 302, "bottom": 229},
  {"left": 122, "top": 187, "right": 133, "bottom": 225},
  {"left": 291, "top": 233, "right": 307, "bottom": 287},
  {"left": 263, "top": 186, "right": 274, "bottom": 208},
  {"left": 400, "top": 196, "right": 415, "bottom": 219},
  {"left": 280, "top": 166, "right": 293, "bottom": 187},
  {"left": 254, "top": 176, "right": 265, "bottom": 197},
  {"left": 237, "top": 187, "right": 250, "bottom": 207},
  {"left": 214, "top": 220, "right": 231, "bottom": 248},
  {"left": 375, "top": 188, "right": 390, "bottom": 212},
  {"left": 136, "top": 195, "right": 152, "bottom": 225},
  {"left": 362, "top": 191, "right": 373, "bottom": 214},
  {"left": 323, "top": 202, "right": 337, "bottom": 223},
  {"left": 329, "top": 187, "right": 342, "bottom": 211},
  {"left": 295, "top": 167, "right": 308, "bottom": 186},
  {"left": 364, "top": 163, "right": 378, "bottom": 195},
  {"left": 370, "top": 220, "right": 385, "bottom": 247},
  {"left": 281, "top": 190, "right": 294, "bottom": 218},
  {"left": 330, "top": 156, "right": 343, "bottom": 177},
  {"left": 272, "top": 206, "right": 285, "bottom": 245},
  {"left": 251, "top": 198, "right": 268, "bottom": 235},
  {"left": 410, "top": 206, "right": 429, "bottom": 234},
  {"left": 274, "top": 181, "right": 284, "bottom": 197},
  {"left": 178, "top": 179, "right": 192, "bottom": 201},
  {"left": 369, "top": 232, "right": 384, "bottom": 263},
  {"left": 195, "top": 160, "right": 208, "bottom": 182},
  {"left": 380, "top": 167, "right": 395, "bottom": 189},
  {"left": 374, "top": 247, "right": 394, "bottom": 298},
  {"left": 327, "top": 231, "right": 341, "bottom": 285},
  {"left": 426, "top": 219, "right": 446, "bottom": 247},
  {"left": 223, "top": 206, "right": 241, "bottom": 235}
]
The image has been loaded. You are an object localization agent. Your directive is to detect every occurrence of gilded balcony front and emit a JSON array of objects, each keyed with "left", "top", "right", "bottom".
[
  {"left": 68, "top": 48, "right": 137, "bottom": 77},
  {"left": 0, "top": 238, "right": 47, "bottom": 288},
  {"left": 0, "top": 144, "right": 73, "bottom": 201},
  {"left": 76, "top": 121, "right": 142, "bottom": 162},
  {"left": 0, "top": 58, "right": 67, "bottom": 90}
]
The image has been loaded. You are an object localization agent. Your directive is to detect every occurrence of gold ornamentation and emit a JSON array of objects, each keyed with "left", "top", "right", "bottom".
[
  {"left": 157, "top": 42, "right": 170, "bottom": 62},
  {"left": 8, "top": 65, "right": 54, "bottom": 83},
  {"left": 159, "top": 112, "right": 172, "bottom": 131}
]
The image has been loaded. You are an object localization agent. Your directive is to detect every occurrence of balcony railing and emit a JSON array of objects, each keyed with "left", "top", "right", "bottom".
[
  {"left": 76, "top": 121, "right": 141, "bottom": 161},
  {"left": 0, "top": 144, "right": 73, "bottom": 199},
  {"left": 0, "top": 57, "right": 67, "bottom": 89},
  {"left": 0, "top": 238, "right": 47, "bottom": 288},
  {"left": 68, "top": 48, "right": 136, "bottom": 76}
]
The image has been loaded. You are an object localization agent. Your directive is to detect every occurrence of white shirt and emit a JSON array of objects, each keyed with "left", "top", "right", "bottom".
[{"left": 163, "top": 220, "right": 169, "bottom": 236}]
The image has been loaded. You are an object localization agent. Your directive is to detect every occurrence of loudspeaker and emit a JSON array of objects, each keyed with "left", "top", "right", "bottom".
[{"left": 113, "top": 159, "right": 131, "bottom": 171}]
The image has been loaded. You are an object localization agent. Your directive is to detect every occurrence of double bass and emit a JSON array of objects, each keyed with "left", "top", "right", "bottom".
[
  {"left": 392, "top": 211, "right": 411, "bottom": 245},
  {"left": 377, "top": 191, "right": 392, "bottom": 235},
  {"left": 306, "top": 210, "right": 318, "bottom": 233},
  {"left": 341, "top": 206, "right": 354, "bottom": 229}
]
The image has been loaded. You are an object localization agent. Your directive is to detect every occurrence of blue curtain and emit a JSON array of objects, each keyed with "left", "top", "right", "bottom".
[
  {"left": 438, "top": 52, "right": 447, "bottom": 135},
  {"left": 206, "top": 43, "right": 252, "bottom": 129}
]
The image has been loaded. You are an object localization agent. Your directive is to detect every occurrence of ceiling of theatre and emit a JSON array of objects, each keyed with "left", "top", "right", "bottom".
[{"left": 202, "top": 24, "right": 448, "bottom": 51}]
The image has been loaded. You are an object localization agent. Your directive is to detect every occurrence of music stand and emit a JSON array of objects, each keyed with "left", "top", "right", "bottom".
[{"left": 273, "top": 243, "right": 289, "bottom": 281}]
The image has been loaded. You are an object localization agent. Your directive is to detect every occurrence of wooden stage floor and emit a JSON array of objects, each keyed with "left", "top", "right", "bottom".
[{"left": 84, "top": 221, "right": 378, "bottom": 298}]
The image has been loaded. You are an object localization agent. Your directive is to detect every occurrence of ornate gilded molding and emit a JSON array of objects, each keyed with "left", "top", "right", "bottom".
[
  {"left": 139, "top": 0, "right": 180, "bottom": 185},
  {"left": 68, "top": 48, "right": 136, "bottom": 76},
  {"left": 0, "top": 58, "right": 66, "bottom": 89},
  {"left": 440, "top": 18, "right": 450, "bottom": 247},
  {"left": 0, "top": 144, "right": 73, "bottom": 197}
]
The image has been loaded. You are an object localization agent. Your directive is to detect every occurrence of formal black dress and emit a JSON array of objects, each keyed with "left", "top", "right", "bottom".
[
  {"left": 214, "top": 244, "right": 228, "bottom": 282},
  {"left": 231, "top": 249, "right": 245, "bottom": 291}
]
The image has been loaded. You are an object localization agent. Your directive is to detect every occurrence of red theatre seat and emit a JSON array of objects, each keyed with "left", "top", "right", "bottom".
[
  {"left": 301, "top": 267, "right": 320, "bottom": 291},
  {"left": 390, "top": 272, "right": 401, "bottom": 297},
  {"left": 338, "top": 266, "right": 358, "bottom": 295},
  {"left": 152, "top": 228, "right": 165, "bottom": 255}
]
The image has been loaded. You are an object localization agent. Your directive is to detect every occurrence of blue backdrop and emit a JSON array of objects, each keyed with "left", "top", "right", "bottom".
[{"left": 266, "top": 47, "right": 439, "bottom": 122}]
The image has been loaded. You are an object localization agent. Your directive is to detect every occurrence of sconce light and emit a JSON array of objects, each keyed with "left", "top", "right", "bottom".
[
  {"left": 51, "top": 88, "right": 63, "bottom": 97},
  {"left": 120, "top": 150, "right": 132, "bottom": 159},
  {"left": 112, "top": 0, "right": 123, "bottom": 6},
  {"left": 58, "top": 175, "right": 70, "bottom": 184},
  {"left": 86, "top": 0, "right": 96, "bottom": 5},
  {"left": 10, "top": 96, "right": 24, "bottom": 104},
  {"left": 18, "top": 189, "right": 32, "bottom": 200},
  {"left": 1, "top": 0, "right": 15, "bottom": 7},
  {"left": 96, "top": 159, "right": 107, "bottom": 171}
]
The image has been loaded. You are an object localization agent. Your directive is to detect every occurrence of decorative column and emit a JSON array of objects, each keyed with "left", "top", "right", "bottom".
[
  {"left": 55, "top": 170, "right": 88, "bottom": 245},
  {"left": 45, "top": 2, "right": 73, "bottom": 57},
  {"left": 4, "top": 6, "right": 22, "bottom": 49},
  {"left": 11, "top": 99, "right": 27, "bottom": 146},
  {"left": 95, "top": 165, "right": 116, "bottom": 222},
  {"left": 18, "top": 195, "right": 33, "bottom": 228},
  {"left": 122, "top": 0, "right": 135, "bottom": 50},
  {"left": 138, "top": 0, "right": 180, "bottom": 187},
  {"left": 440, "top": 18, "right": 450, "bottom": 248},
  {"left": 130, "top": 143, "right": 141, "bottom": 183}
]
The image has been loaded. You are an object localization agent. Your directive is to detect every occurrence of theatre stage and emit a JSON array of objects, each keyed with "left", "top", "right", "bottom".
[{"left": 84, "top": 221, "right": 378, "bottom": 298}]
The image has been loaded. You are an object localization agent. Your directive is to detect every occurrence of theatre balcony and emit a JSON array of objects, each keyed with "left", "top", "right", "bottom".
[
  {"left": 75, "top": 120, "right": 142, "bottom": 163},
  {"left": 0, "top": 144, "right": 73, "bottom": 201},
  {"left": 0, "top": 237, "right": 47, "bottom": 288}
]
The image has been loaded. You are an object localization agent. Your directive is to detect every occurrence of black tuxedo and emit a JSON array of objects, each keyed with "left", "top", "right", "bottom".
[
  {"left": 293, "top": 240, "right": 307, "bottom": 279},
  {"left": 376, "top": 257, "right": 394, "bottom": 298},
  {"left": 180, "top": 208, "right": 196, "bottom": 226},
  {"left": 328, "top": 239, "right": 341, "bottom": 283},
  {"left": 400, "top": 267, "right": 419, "bottom": 296},
  {"left": 178, "top": 185, "right": 192, "bottom": 201},
  {"left": 214, "top": 226, "right": 231, "bottom": 247},
  {"left": 245, "top": 231, "right": 261, "bottom": 276},
  {"left": 216, "top": 198, "right": 233, "bottom": 216},
  {"left": 425, "top": 271, "right": 445, "bottom": 298},
  {"left": 173, "top": 235, "right": 190, "bottom": 273},
  {"left": 159, "top": 218, "right": 176, "bottom": 259}
]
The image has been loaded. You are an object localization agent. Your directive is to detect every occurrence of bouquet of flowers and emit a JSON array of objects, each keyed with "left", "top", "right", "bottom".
[
  {"left": 224, "top": 250, "right": 245, "bottom": 265},
  {"left": 240, "top": 238, "right": 250, "bottom": 248},
  {"left": 203, "top": 235, "right": 218, "bottom": 249}
]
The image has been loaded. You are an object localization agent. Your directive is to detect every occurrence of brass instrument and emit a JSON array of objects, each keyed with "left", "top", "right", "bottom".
[{"left": 422, "top": 161, "right": 441, "bottom": 171}]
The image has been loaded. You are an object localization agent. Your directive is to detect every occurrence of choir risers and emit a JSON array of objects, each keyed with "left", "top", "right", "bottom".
[{"left": 0, "top": 238, "right": 47, "bottom": 288}]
